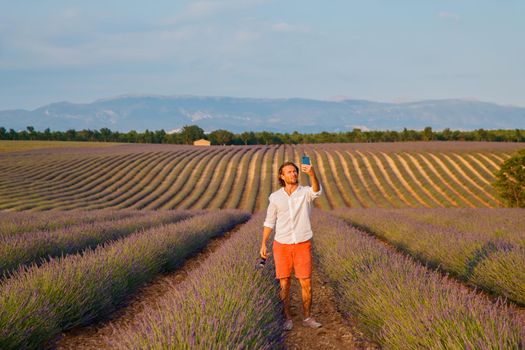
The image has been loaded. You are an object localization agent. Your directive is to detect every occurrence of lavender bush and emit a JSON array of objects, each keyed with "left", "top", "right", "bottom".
[
  {"left": 0, "top": 210, "right": 193, "bottom": 279},
  {"left": 108, "top": 214, "right": 284, "bottom": 350},
  {"left": 472, "top": 248, "right": 525, "bottom": 306},
  {"left": 334, "top": 208, "right": 525, "bottom": 305},
  {"left": 0, "top": 209, "right": 142, "bottom": 238},
  {"left": 312, "top": 211, "right": 524, "bottom": 349},
  {"left": 0, "top": 210, "right": 250, "bottom": 350}
]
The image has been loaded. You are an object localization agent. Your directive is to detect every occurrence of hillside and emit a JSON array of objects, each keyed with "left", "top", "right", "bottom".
[
  {"left": 1, "top": 95, "right": 525, "bottom": 132},
  {"left": 1, "top": 141, "right": 523, "bottom": 211}
]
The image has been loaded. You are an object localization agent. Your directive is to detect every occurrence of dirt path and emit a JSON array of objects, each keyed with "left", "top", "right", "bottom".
[
  {"left": 55, "top": 228, "right": 379, "bottom": 350},
  {"left": 53, "top": 228, "right": 240, "bottom": 350},
  {"left": 284, "top": 269, "right": 379, "bottom": 350}
]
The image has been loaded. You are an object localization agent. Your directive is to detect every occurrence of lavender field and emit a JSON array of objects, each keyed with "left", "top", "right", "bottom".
[
  {"left": 0, "top": 210, "right": 193, "bottom": 279},
  {"left": 1, "top": 142, "right": 523, "bottom": 211},
  {"left": 334, "top": 208, "right": 525, "bottom": 306},
  {"left": 0, "top": 210, "right": 249, "bottom": 349},
  {"left": 1, "top": 141, "right": 525, "bottom": 349},
  {"left": 312, "top": 211, "right": 525, "bottom": 349},
  {"left": 108, "top": 214, "right": 284, "bottom": 350}
]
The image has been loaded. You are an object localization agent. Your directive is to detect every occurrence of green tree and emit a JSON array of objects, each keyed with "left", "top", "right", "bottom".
[
  {"left": 43, "top": 128, "right": 52, "bottom": 140},
  {"left": 180, "top": 125, "right": 205, "bottom": 144},
  {"left": 493, "top": 149, "right": 525, "bottom": 207},
  {"left": 0, "top": 127, "right": 6, "bottom": 140},
  {"left": 127, "top": 130, "right": 138, "bottom": 143},
  {"left": 154, "top": 129, "right": 166, "bottom": 143},
  {"left": 258, "top": 131, "right": 273, "bottom": 145},
  {"left": 26, "top": 126, "right": 36, "bottom": 140},
  {"left": 65, "top": 129, "right": 77, "bottom": 141},
  {"left": 290, "top": 131, "right": 303, "bottom": 144},
  {"left": 239, "top": 131, "right": 256, "bottom": 145},
  {"left": 422, "top": 126, "right": 434, "bottom": 141},
  {"left": 99, "top": 128, "right": 112, "bottom": 142},
  {"left": 209, "top": 129, "right": 234, "bottom": 145},
  {"left": 352, "top": 128, "right": 362, "bottom": 142},
  {"left": 514, "top": 129, "right": 523, "bottom": 142},
  {"left": 475, "top": 128, "right": 489, "bottom": 141},
  {"left": 442, "top": 128, "right": 452, "bottom": 140},
  {"left": 141, "top": 129, "right": 154, "bottom": 143}
]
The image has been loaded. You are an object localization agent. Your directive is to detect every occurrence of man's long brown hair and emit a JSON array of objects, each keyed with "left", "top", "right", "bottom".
[{"left": 278, "top": 161, "right": 299, "bottom": 187}]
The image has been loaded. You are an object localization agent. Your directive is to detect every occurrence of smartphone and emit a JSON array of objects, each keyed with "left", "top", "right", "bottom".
[{"left": 302, "top": 156, "right": 311, "bottom": 165}]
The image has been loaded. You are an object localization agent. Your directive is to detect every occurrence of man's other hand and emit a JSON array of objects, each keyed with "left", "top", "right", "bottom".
[{"left": 260, "top": 244, "right": 268, "bottom": 259}]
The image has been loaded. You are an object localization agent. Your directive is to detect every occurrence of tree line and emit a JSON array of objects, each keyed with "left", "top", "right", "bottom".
[{"left": 1, "top": 125, "right": 524, "bottom": 145}]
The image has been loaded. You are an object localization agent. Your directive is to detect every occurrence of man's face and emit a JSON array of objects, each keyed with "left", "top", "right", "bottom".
[{"left": 280, "top": 165, "right": 298, "bottom": 185}]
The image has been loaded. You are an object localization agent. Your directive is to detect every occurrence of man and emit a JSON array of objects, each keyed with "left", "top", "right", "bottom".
[{"left": 260, "top": 160, "right": 322, "bottom": 331}]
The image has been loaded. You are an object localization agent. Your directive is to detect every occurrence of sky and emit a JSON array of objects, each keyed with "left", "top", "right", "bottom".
[{"left": 0, "top": 0, "right": 524, "bottom": 110}]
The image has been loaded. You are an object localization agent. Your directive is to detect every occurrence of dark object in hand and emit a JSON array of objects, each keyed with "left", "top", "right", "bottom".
[
  {"left": 302, "top": 156, "right": 311, "bottom": 165},
  {"left": 256, "top": 257, "right": 267, "bottom": 269}
]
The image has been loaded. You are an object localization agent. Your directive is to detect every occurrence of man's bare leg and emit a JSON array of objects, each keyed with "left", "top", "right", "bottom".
[
  {"left": 279, "top": 277, "right": 292, "bottom": 320},
  {"left": 299, "top": 277, "right": 321, "bottom": 328},
  {"left": 298, "top": 278, "right": 312, "bottom": 318}
]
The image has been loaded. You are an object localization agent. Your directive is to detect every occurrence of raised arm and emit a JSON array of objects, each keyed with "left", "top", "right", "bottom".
[{"left": 301, "top": 164, "right": 320, "bottom": 192}]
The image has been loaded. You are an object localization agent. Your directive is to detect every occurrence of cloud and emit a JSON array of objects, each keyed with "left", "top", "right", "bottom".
[
  {"left": 0, "top": 0, "right": 303, "bottom": 74},
  {"left": 163, "top": 0, "right": 269, "bottom": 25},
  {"left": 271, "top": 22, "right": 309, "bottom": 33},
  {"left": 438, "top": 12, "right": 461, "bottom": 21},
  {"left": 173, "top": 1, "right": 228, "bottom": 22},
  {"left": 234, "top": 30, "right": 260, "bottom": 42},
  {"left": 0, "top": 25, "right": 204, "bottom": 69}
]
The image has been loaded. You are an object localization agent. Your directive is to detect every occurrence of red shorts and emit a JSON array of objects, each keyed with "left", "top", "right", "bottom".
[{"left": 272, "top": 239, "right": 312, "bottom": 279}]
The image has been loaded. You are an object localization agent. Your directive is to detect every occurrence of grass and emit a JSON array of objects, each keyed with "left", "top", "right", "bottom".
[{"left": 0, "top": 140, "right": 121, "bottom": 152}]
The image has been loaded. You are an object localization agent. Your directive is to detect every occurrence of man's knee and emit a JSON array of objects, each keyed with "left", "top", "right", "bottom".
[
  {"left": 298, "top": 278, "right": 311, "bottom": 291},
  {"left": 280, "top": 277, "right": 291, "bottom": 288}
]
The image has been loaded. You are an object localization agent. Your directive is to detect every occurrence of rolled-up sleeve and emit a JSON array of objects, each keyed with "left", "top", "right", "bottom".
[
  {"left": 263, "top": 197, "right": 277, "bottom": 229},
  {"left": 308, "top": 184, "right": 323, "bottom": 201}
]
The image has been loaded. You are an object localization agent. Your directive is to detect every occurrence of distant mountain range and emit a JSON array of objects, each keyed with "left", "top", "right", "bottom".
[{"left": 1, "top": 95, "right": 524, "bottom": 133}]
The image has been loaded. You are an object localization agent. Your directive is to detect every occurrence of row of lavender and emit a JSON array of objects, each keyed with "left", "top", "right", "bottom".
[
  {"left": 2, "top": 142, "right": 519, "bottom": 212},
  {"left": 0, "top": 209, "right": 144, "bottom": 237},
  {"left": 107, "top": 214, "right": 284, "bottom": 350},
  {"left": 312, "top": 211, "right": 524, "bottom": 348},
  {"left": 333, "top": 208, "right": 525, "bottom": 305},
  {"left": 0, "top": 210, "right": 194, "bottom": 279},
  {"left": 0, "top": 210, "right": 250, "bottom": 350}
]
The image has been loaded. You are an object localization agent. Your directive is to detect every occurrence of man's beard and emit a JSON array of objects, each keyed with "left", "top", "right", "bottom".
[{"left": 286, "top": 178, "right": 298, "bottom": 185}]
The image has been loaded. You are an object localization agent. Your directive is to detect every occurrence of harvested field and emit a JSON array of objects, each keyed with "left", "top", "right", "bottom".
[{"left": 1, "top": 142, "right": 523, "bottom": 211}]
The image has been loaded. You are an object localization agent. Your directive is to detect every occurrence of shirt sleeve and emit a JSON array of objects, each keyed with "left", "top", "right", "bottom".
[
  {"left": 308, "top": 184, "right": 323, "bottom": 201},
  {"left": 263, "top": 196, "right": 278, "bottom": 229}
]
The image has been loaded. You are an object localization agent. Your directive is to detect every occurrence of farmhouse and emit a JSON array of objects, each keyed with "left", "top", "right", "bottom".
[{"left": 193, "top": 139, "right": 211, "bottom": 146}]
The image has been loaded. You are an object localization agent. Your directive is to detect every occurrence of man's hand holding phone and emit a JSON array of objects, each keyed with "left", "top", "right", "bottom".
[{"left": 301, "top": 156, "right": 313, "bottom": 175}]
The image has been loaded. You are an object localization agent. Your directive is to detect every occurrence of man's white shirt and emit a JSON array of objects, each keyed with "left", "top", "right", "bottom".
[{"left": 263, "top": 185, "right": 323, "bottom": 244}]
